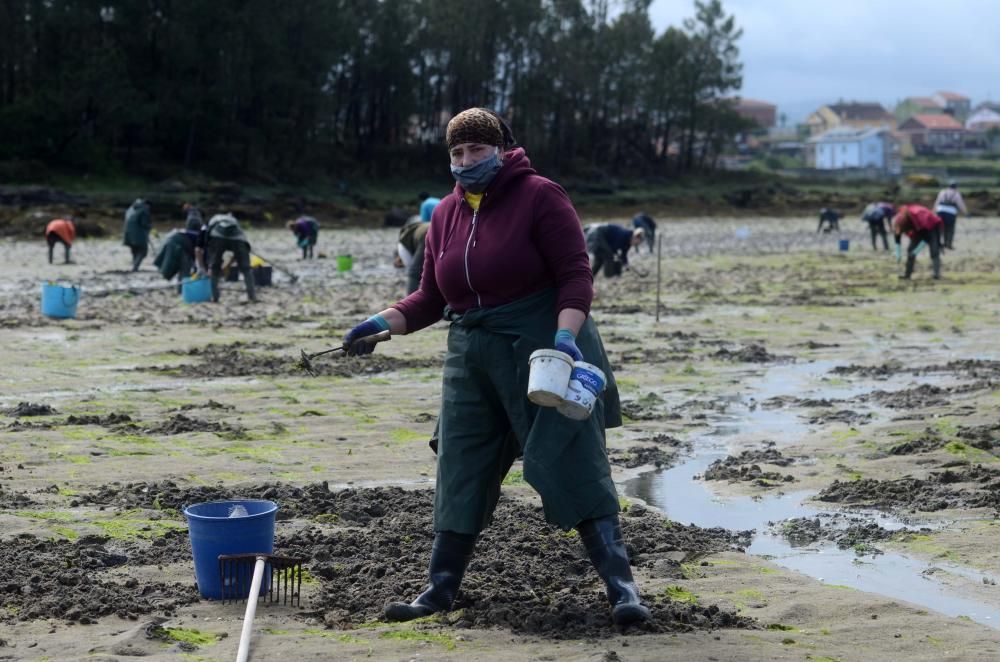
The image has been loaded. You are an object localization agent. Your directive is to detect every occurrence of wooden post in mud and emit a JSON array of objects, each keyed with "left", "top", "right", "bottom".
[{"left": 655, "top": 234, "right": 662, "bottom": 322}]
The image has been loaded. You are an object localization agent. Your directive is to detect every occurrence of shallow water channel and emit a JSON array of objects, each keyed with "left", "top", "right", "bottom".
[{"left": 624, "top": 360, "right": 1000, "bottom": 629}]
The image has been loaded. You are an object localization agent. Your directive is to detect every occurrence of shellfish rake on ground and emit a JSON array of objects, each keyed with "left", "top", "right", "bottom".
[
  {"left": 296, "top": 330, "right": 391, "bottom": 375},
  {"left": 218, "top": 553, "right": 305, "bottom": 606},
  {"left": 218, "top": 553, "right": 305, "bottom": 662}
]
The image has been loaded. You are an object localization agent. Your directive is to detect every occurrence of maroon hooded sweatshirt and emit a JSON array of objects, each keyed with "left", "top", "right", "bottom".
[{"left": 393, "top": 147, "right": 593, "bottom": 333}]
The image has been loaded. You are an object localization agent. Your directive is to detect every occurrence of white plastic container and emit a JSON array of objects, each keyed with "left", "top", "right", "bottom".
[
  {"left": 527, "top": 349, "right": 574, "bottom": 407},
  {"left": 557, "top": 361, "right": 607, "bottom": 420}
]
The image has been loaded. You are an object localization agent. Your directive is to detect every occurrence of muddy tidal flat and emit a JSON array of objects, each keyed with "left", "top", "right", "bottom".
[{"left": 2, "top": 217, "right": 1000, "bottom": 661}]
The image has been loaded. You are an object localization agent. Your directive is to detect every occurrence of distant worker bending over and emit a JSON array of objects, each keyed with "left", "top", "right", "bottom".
[
  {"left": 585, "top": 223, "right": 644, "bottom": 278},
  {"left": 45, "top": 218, "right": 76, "bottom": 264},
  {"left": 288, "top": 215, "right": 320, "bottom": 259},
  {"left": 861, "top": 202, "right": 894, "bottom": 251},
  {"left": 196, "top": 213, "right": 257, "bottom": 302},
  {"left": 817, "top": 208, "right": 840, "bottom": 233},
  {"left": 893, "top": 204, "right": 943, "bottom": 280}
]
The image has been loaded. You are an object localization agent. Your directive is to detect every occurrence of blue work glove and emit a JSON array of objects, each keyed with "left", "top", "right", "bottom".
[
  {"left": 554, "top": 328, "right": 583, "bottom": 362},
  {"left": 894, "top": 243, "right": 902, "bottom": 263},
  {"left": 343, "top": 315, "right": 389, "bottom": 356},
  {"left": 910, "top": 240, "right": 927, "bottom": 257}
]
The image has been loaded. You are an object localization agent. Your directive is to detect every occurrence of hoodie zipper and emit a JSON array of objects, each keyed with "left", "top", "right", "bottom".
[{"left": 464, "top": 207, "right": 482, "bottom": 307}]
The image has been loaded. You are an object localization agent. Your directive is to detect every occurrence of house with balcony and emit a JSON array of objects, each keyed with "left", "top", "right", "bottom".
[{"left": 898, "top": 113, "right": 965, "bottom": 153}]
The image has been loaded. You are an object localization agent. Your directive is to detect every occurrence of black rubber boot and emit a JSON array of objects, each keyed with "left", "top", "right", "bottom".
[
  {"left": 384, "top": 531, "right": 476, "bottom": 622},
  {"left": 577, "top": 515, "right": 651, "bottom": 625}
]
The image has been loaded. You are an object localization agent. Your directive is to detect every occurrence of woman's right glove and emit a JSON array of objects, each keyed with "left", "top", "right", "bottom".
[{"left": 343, "top": 315, "right": 389, "bottom": 356}]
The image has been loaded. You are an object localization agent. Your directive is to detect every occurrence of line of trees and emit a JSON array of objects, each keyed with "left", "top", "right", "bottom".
[{"left": 0, "top": 0, "right": 749, "bottom": 181}]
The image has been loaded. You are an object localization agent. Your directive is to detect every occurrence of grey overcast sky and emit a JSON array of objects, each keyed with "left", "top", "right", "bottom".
[{"left": 648, "top": 0, "right": 1000, "bottom": 122}]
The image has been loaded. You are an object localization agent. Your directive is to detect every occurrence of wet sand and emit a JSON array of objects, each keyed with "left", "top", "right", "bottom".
[{"left": 2, "top": 217, "right": 1000, "bottom": 660}]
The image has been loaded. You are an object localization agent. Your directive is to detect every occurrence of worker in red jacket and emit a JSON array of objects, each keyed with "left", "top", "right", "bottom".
[
  {"left": 45, "top": 218, "right": 76, "bottom": 264},
  {"left": 892, "top": 204, "right": 943, "bottom": 280}
]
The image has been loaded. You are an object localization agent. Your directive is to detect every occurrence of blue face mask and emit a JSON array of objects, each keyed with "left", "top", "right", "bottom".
[{"left": 450, "top": 149, "right": 502, "bottom": 193}]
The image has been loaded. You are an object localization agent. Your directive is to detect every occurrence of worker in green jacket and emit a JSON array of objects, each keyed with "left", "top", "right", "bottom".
[{"left": 122, "top": 198, "right": 152, "bottom": 271}]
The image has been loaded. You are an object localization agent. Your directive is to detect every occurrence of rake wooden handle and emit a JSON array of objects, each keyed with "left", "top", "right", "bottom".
[{"left": 235, "top": 556, "right": 266, "bottom": 662}]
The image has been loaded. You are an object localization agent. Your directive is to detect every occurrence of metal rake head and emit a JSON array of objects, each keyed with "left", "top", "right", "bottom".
[
  {"left": 296, "top": 349, "right": 317, "bottom": 376},
  {"left": 218, "top": 553, "right": 305, "bottom": 606}
]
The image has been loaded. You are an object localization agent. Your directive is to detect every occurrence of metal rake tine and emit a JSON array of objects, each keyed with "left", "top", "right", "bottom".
[{"left": 292, "top": 562, "right": 302, "bottom": 606}]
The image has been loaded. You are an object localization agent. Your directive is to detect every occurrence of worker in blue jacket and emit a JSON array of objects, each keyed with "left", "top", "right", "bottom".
[{"left": 585, "top": 224, "right": 644, "bottom": 278}]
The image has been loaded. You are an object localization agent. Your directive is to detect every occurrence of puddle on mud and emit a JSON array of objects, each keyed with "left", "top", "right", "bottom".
[{"left": 626, "top": 360, "right": 1000, "bottom": 629}]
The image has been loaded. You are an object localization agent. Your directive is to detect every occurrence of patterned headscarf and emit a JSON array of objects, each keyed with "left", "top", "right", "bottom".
[{"left": 446, "top": 108, "right": 507, "bottom": 149}]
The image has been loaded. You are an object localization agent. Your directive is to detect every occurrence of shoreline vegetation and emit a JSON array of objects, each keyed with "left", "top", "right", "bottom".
[{"left": 3, "top": 170, "right": 999, "bottom": 239}]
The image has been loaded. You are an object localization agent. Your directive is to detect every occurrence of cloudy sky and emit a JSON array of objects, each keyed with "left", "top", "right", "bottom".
[{"left": 648, "top": 0, "right": 1000, "bottom": 122}]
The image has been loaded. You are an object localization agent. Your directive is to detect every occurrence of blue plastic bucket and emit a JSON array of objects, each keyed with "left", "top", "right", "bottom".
[
  {"left": 183, "top": 499, "right": 278, "bottom": 600},
  {"left": 838, "top": 239, "right": 850, "bottom": 252},
  {"left": 41, "top": 283, "right": 79, "bottom": 319},
  {"left": 181, "top": 277, "right": 212, "bottom": 303}
]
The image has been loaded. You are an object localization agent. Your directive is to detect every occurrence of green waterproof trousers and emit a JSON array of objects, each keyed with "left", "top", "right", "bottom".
[{"left": 434, "top": 289, "right": 622, "bottom": 534}]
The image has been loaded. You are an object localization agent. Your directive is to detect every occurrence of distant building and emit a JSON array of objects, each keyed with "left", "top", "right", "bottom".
[
  {"left": 726, "top": 97, "right": 777, "bottom": 129},
  {"left": 894, "top": 96, "right": 943, "bottom": 123},
  {"left": 806, "top": 102, "right": 895, "bottom": 136},
  {"left": 898, "top": 113, "right": 965, "bottom": 153},
  {"left": 808, "top": 126, "right": 901, "bottom": 175},
  {"left": 966, "top": 103, "right": 1000, "bottom": 132},
  {"left": 933, "top": 91, "right": 971, "bottom": 120}
]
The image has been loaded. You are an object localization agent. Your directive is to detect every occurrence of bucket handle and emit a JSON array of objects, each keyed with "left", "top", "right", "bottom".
[{"left": 62, "top": 286, "right": 79, "bottom": 306}]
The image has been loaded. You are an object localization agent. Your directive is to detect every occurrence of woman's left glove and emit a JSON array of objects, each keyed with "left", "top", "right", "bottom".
[
  {"left": 554, "top": 328, "right": 583, "bottom": 362},
  {"left": 343, "top": 315, "right": 390, "bottom": 356}
]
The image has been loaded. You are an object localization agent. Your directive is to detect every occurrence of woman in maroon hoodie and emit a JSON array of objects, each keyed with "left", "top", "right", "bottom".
[{"left": 342, "top": 108, "right": 650, "bottom": 626}]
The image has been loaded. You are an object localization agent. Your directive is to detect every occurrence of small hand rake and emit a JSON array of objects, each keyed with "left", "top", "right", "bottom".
[
  {"left": 219, "top": 553, "right": 304, "bottom": 662},
  {"left": 296, "top": 329, "right": 391, "bottom": 375}
]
